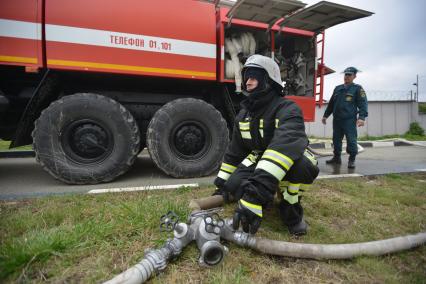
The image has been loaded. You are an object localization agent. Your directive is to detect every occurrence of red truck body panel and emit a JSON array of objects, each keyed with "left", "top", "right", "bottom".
[
  {"left": 0, "top": 0, "right": 320, "bottom": 121},
  {"left": 44, "top": 0, "right": 217, "bottom": 80},
  {"left": 287, "top": 96, "right": 315, "bottom": 122},
  {"left": 0, "top": 0, "right": 43, "bottom": 68}
]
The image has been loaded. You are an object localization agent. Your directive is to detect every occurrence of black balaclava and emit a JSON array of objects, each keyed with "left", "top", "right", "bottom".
[
  {"left": 243, "top": 67, "right": 268, "bottom": 92},
  {"left": 242, "top": 67, "right": 274, "bottom": 112}
]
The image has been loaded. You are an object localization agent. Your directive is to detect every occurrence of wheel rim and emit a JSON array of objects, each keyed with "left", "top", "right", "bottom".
[
  {"left": 61, "top": 119, "right": 114, "bottom": 164},
  {"left": 170, "top": 121, "right": 211, "bottom": 160}
]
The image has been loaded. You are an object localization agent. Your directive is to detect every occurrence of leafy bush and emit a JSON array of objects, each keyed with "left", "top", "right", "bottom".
[
  {"left": 419, "top": 102, "right": 426, "bottom": 114},
  {"left": 406, "top": 121, "right": 425, "bottom": 136}
]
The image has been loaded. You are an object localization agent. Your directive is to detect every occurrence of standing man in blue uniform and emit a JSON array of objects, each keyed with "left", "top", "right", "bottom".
[{"left": 322, "top": 67, "right": 368, "bottom": 168}]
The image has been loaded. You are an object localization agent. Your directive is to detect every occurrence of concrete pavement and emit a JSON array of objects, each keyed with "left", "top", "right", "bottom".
[{"left": 0, "top": 146, "right": 425, "bottom": 200}]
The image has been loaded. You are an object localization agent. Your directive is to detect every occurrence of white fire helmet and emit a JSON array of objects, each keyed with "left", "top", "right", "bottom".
[{"left": 242, "top": 54, "right": 283, "bottom": 88}]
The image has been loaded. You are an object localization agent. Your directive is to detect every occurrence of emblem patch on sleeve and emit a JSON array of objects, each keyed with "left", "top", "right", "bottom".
[{"left": 360, "top": 88, "right": 366, "bottom": 97}]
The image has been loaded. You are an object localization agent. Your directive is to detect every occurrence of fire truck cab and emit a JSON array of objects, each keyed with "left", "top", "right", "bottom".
[{"left": 0, "top": 0, "right": 372, "bottom": 184}]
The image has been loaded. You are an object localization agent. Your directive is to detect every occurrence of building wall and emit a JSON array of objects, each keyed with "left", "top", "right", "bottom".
[{"left": 305, "top": 101, "right": 426, "bottom": 138}]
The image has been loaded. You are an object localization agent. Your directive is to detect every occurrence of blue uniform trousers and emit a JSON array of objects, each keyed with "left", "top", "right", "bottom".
[{"left": 332, "top": 118, "right": 358, "bottom": 157}]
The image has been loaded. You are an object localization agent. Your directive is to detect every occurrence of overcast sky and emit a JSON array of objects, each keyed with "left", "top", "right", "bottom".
[{"left": 302, "top": 0, "right": 426, "bottom": 101}]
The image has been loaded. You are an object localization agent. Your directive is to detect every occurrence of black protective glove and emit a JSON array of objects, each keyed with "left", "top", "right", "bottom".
[
  {"left": 212, "top": 176, "right": 247, "bottom": 203},
  {"left": 212, "top": 177, "right": 230, "bottom": 202},
  {"left": 232, "top": 195, "right": 263, "bottom": 234},
  {"left": 225, "top": 182, "right": 246, "bottom": 202}
]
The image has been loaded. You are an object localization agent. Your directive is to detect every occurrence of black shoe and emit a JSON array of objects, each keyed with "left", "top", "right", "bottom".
[
  {"left": 288, "top": 219, "right": 308, "bottom": 235},
  {"left": 326, "top": 156, "right": 341, "bottom": 164},
  {"left": 348, "top": 160, "right": 356, "bottom": 169}
]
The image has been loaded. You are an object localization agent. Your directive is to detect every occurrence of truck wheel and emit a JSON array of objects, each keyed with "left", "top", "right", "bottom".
[
  {"left": 147, "top": 98, "right": 228, "bottom": 178},
  {"left": 32, "top": 93, "right": 140, "bottom": 184}
]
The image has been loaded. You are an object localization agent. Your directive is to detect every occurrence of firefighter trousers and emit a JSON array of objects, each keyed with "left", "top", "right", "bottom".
[{"left": 224, "top": 154, "right": 319, "bottom": 226}]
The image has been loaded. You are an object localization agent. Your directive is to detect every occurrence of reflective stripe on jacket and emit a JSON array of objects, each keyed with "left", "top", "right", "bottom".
[{"left": 215, "top": 91, "right": 308, "bottom": 204}]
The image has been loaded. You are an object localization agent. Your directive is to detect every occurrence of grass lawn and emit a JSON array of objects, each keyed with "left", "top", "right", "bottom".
[
  {"left": 1, "top": 173, "right": 425, "bottom": 283},
  {"left": 0, "top": 140, "right": 32, "bottom": 151}
]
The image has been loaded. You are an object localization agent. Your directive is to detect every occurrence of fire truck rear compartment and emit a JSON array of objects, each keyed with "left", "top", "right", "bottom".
[
  {"left": 275, "top": 33, "right": 316, "bottom": 97},
  {"left": 224, "top": 25, "right": 316, "bottom": 97}
]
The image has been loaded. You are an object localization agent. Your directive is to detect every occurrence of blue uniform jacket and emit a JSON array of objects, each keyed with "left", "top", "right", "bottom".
[{"left": 324, "top": 83, "right": 368, "bottom": 120}]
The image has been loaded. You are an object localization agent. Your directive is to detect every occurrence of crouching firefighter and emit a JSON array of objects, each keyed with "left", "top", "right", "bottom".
[{"left": 213, "top": 55, "right": 319, "bottom": 235}]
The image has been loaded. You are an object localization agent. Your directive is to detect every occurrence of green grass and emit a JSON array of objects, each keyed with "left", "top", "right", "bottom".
[
  {"left": 1, "top": 173, "right": 425, "bottom": 283},
  {"left": 0, "top": 140, "right": 32, "bottom": 151}
]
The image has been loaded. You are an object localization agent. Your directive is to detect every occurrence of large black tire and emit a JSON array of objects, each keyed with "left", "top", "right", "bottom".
[
  {"left": 147, "top": 98, "right": 228, "bottom": 178},
  {"left": 32, "top": 93, "right": 140, "bottom": 184}
]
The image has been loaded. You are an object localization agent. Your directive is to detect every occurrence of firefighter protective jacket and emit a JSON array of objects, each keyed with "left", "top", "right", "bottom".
[{"left": 216, "top": 90, "right": 308, "bottom": 205}]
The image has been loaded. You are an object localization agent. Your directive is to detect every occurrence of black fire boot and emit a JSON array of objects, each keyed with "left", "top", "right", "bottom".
[
  {"left": 326, "top": 155, "right": 342, "bottom": 165},
  {"left": 288, "top": 218, "right": 308, "bottom": 236},
  {"left": 348, "top": 155, "right": 356, "bottom": 169},
  {"left": 278, "top": 199, "right": 308, "bottom": 236}
]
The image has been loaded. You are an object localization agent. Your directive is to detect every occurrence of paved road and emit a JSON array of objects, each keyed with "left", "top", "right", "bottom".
[
  {"left": 317, "top": 146, "right": 426, "bottom": 176},
  {"left": 0, "top": 146, "right": 425, "bottom": 199}
]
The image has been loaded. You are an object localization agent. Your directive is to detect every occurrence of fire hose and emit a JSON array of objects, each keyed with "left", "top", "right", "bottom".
[
  {"left": 104, "top": 209, "right": 228, "bottom": 284},
  {"left": 105, "top": 194, "right": 425, "bottom": 284},
  {"left": 190, "top": 195, "right": 426, "bottom": 259},
  {"left": 225, "top": 32, "right": 256, "bottom": 92}
]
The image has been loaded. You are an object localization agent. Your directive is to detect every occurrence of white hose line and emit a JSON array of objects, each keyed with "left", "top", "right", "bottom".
[
  {"left": 104, "top": 260, "right": 154, "bottom": 284},
  {"left": 192, "top": 199, "right": 426, "bottom": 260},
  {"left": 250, "top": 232, "right": 426, "bottom": 259}
]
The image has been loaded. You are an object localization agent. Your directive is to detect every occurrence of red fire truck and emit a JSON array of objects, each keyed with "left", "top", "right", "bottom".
[{"left": 0, "top": 0, "right": 372, "bottom": 184}]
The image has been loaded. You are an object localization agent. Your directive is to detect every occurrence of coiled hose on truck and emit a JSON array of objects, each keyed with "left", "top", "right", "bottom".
[{"left": 225, "top": 32, "right": 256, "bottom": 92}]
